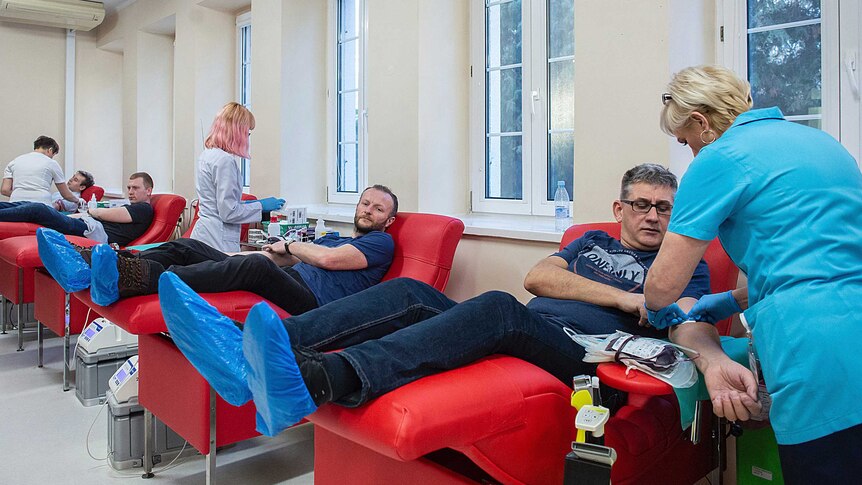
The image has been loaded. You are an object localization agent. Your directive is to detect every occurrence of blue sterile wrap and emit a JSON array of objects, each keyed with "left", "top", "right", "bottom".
[
  {"left": 36, "top": 228, "right": 91, "bottom": 292},
  {"left": 90, "top": 244, "right": 120, "bottom": 306},
  {"left": 243, "top": 302, "right": 317, "bottom": 436},
  {"left": 158, "top": 272, "right": 251, "bottom": 406}
]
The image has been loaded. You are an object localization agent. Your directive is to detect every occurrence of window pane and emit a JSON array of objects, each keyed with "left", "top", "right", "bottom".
[
  {"left": 486, "top": 0, "right": 522, "bottom": 68},
  {"left": 748, "top": 23, "right": 821, "bottom": 116},
  {"left": 547, "top": 0, "right": 574, "bottom": 59},
  {"left": 340, "top": 92, "right": 358, "bottom": 144},
  {"left": 748, "top": 0, "right": 820, "bottom": 29},
  {"left": 487, "top": 67, "right": 523, "bottom": 134},
  {"left": 548, "top": 59, "right": 574, "bottom": 131},
  {"left": 340, "top": 39, "right": 358, "bottom": 92},
  {"left": 547, "top": 132, "right": 573, "bottom": 200},
  {"left": 339, "top": 143, "right": 359, "bottom": 193},
  {"left": 340, "top": 0, "right": 358, "bottom": 40},
  {"left": 486, "top": 135, "right": 523, "bottom": 199},
  {"left": 791, "top": 118, "right": 821, "bottom": 129}
]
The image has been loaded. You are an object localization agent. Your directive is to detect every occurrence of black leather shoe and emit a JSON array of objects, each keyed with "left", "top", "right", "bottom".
[{"left": 292, "top": 345, "right": 334, "bottom": 406}]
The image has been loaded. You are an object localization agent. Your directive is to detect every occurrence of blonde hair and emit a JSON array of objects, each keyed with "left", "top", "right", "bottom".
[{"left": 660, "top": 65, "right": 753, "bottom": 137}]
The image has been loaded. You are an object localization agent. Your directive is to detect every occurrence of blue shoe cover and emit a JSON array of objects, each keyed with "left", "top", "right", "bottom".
[
  {"left": 243, "top": 302, "right": 317, "bottom": 437},
  {"left": 158, "top": 272, "right": 251, "bottom": 406},
  {"left": 36, "top": 228, "right": 90, "bottom": 292},
  {"left": 90, "top": 244, "right": 120, "bottom": 306}
]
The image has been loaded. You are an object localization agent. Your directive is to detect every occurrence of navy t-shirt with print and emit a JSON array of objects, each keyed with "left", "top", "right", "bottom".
[
  {"left": 525, "top": 230, "right": 711, "bottom": 337},
  {"left": 294, "top": 231, "right": 395, "bottom": 306}
]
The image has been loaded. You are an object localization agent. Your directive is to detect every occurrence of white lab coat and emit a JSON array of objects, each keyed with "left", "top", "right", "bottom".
[{"left": 189, "top": 148, "right": 261, "bottom": 252}]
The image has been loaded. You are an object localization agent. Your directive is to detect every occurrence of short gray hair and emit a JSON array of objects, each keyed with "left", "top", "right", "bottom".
[{"left": 620, "top": 163, "right": 678, "bottom": 199}]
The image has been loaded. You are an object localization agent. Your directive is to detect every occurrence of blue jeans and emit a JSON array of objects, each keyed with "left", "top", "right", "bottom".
[
  {"left": 281, "top": 278, "right": 592, "bottom": 406},
  {"left": 0, "top": 202, "right": 87, "bottom": 236}
]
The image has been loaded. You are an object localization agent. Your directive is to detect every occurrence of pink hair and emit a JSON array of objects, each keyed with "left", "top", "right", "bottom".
[{"left": 204, "top": 102, "right": 255, "bottom": 158}]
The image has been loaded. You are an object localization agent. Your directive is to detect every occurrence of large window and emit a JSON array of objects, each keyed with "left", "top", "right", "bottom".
[
  {"left": 237, "top": 12, "right": 252, "bottom": 187},
  {"left": 471, "top": 0, "right": 575, "bottom": 215},
  {"left": 719, "top": 0, "right": 860, "bottom": 162},
  {"left": 329, "top": 0, "right": 366, "bottom": 203}
]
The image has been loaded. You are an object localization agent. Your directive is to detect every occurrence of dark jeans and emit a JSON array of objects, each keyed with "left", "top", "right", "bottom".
[
  {"left": 281, "top": 278, "right": 594, "bottom": 406},
  {"left": 0, "top": 201, "right": 86, "bottom": 236},
  {"left": 778, "top": 423, "right": 862, "bottom": 484},
  {"left": 139, "top": 238, "right": 318, "bottom": 315}
]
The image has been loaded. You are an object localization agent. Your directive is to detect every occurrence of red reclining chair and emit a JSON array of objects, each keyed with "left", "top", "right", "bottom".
[
  {"left": 307, "top": 221, "right": 738, "bottom": 485},
  {"left": 0, "top": 194, "right": 185, "bottom": 387},
  {"left": 0, "top": 185, "right": 105, "bottom": 241},
  {"left": 181, "top": 193, "right": 258, "bottom": 241},
  {"left": 71, "top": 212, "right": 464, "bottom": 482},
  {"left": 0, "top": 185, "right": 105, "bottom": 333}
]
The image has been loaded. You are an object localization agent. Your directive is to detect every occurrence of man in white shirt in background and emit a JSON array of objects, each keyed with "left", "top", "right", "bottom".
[
  {"left": 2, "top": 136, "right": 81, "bottom": 207},
  {"left": 52, "top": 170, "right": 96, "bottom": 212}
]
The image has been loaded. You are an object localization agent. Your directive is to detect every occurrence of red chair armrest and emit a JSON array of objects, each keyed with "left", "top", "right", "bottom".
[{"left": 596, "top": 362, "right": 674, "bottom": 396}]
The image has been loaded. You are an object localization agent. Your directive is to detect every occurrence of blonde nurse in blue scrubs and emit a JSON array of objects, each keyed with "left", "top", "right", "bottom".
[{"left": 643, "top": 65, "right": 862, "bottom": 484}]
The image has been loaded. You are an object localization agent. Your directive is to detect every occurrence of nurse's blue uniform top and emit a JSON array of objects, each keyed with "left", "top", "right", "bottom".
[{"left": 668, "top": 107, "right": 862, "bottom": 444}]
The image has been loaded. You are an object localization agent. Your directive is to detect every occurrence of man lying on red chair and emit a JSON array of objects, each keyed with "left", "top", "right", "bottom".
[
  {"left": 149, "top": 163, "right": 713, "bottom": 436},
  {"left": 0, "top": 172, "right": 154, "bottom": 246},
  {"left": 41, "top": 185, "right": 398, "bottom": 314}
]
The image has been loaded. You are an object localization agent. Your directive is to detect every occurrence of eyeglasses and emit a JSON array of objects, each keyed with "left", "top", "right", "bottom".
[
  {"left": 620, "top": 199, "right": 673, "bottom": 216},
  {"left": 661, "top": 93, "right": 672, "bottom": 105}
]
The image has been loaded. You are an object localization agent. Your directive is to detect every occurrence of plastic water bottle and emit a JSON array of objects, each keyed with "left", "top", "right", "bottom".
[
  {"left": 87, "top": 194, "right": 97, "bottom": 212},
  {"left": 315, "top": 218, "right": 327, "bottom": 237},
  {"left": 267, "top": 214, "right": 280, "bottom": 237},
  {"left": 554, "top": 181, "right": 571, "bottom": 232}
]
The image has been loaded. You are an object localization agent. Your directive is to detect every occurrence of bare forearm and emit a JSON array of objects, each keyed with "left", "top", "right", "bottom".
[
  {"left": 669, "top": 322, "right": 725, "bottom": 373},
  {"left": 525, "top": 261, "right": 631, "bottom": 310},
  {"left": 57, "top": 183, "right": 78, "bottom": 202},
  {"left": 732, "top": 287, "right": 749, "bottom": 311}
]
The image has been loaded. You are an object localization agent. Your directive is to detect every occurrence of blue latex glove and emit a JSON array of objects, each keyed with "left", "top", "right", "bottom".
[
  {"left": 645, "top": 302, "right": 688, "bottom": 330},
  {"left": 688, "top": 291, "right": 742, "bottom": 323},
  {"left": 258, "top": 197, "right": 286, "bottom": 212}
]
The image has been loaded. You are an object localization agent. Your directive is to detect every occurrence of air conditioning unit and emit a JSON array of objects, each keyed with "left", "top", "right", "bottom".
[{"left": 0, "top": 0, "right": 105, "bottom": 31}]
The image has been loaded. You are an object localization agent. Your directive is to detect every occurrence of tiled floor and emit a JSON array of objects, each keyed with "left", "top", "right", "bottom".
[{"left": 0, "top": 320, "right": 314, "bottom": 484}]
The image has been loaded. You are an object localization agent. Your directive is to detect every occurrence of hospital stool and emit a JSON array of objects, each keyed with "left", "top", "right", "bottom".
[
  {"left": 0, "top": 234, "right": 94, "bottom": 350},
  {"left": 75, "top": 212, "right": 464, "bottom": 483},
  {"left": 307, "top": 221, "right": 738, "bottom": 485},
  {"left": 181, "top": 193, "right": 258, "bottom": 240},
  {"left": 33, "top": 268, "right": 103, "bottom": 390}
]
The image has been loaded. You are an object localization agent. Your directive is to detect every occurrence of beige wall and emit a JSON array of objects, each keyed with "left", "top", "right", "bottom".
[
  {"left": 0, "top": 23, "right": 66, "bottom": 175},
  {"left": 0, "top": 0, "right": 716, "bottom": 302},
  {"left": 75, "top": 30, "right": 124, "bottom": 192}
]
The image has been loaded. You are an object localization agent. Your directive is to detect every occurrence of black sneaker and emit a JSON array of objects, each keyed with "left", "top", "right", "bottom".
[
  {"left": 116, "top": 257, "right": 161, "bottom": 299},
  {"left": 292, "top": 345, "right": 334, "bottom": 406}
]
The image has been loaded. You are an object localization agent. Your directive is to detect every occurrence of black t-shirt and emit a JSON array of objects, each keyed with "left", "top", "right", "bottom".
[{"left": 103, "top": 202, "right": 154, "bottom": 246}]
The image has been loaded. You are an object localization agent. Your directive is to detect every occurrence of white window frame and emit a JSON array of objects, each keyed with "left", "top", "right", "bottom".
[
  {"left": 717, "top": 0, "right": 861, "bottom": 164},
  {"left": 469, "top": 0, "right": 574, "bottom": 216},
  {"left": 327, "top": 0, "right": 368, "bottom": 205},
  {"left": 236, "top": 11, "right": 252, "bottom": 188}
]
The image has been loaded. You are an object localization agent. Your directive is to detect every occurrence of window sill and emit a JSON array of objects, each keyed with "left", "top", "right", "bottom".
[
  {"left": 307, "top": 203, "right": 568, "bottom": 243},
  {"left": 306, "top": 203, "right": 356, "bottom": 224},
  {"left": 457, "top": 212, "right": 565, "bottom": 243}
]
